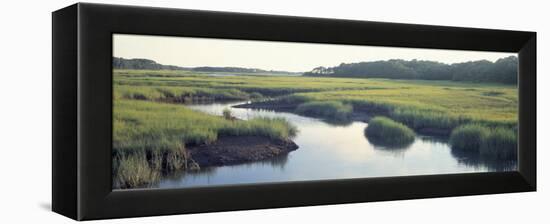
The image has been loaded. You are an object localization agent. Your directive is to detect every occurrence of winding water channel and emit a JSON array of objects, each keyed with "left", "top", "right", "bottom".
[{"left": 156, "top": 101, "right": 516, "bottom": 188}]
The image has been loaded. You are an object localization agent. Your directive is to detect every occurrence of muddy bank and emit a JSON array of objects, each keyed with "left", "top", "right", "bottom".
[{"left": 188, "top": 135, "right": 299, "bottom": 167}]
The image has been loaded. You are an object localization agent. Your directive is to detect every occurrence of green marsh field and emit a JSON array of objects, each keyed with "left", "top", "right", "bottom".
[{"left": 113, "top": 69, "right": 518, "bottom": 189}]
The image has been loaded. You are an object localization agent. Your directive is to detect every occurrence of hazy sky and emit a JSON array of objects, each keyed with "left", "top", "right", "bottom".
[{"left": 113, "top": 34, "right": 516, "bottom": 72}]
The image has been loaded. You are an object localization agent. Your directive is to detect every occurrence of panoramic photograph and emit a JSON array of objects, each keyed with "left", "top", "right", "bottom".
[{"left": 112, "top": 34, "right": 518, "bottom": 189}]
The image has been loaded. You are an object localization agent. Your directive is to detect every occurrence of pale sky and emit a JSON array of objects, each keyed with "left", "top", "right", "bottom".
[{"left": 113, "top": 34, "right": 516, "bottom": 73}]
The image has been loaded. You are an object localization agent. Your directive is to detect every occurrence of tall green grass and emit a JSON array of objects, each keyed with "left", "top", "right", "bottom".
[
  {"left": 365, "top": 117, "right": 415, "bottom": 147},
  {"left": 113, "top": 152, "right": 160, "bottom": 189},
  {"left": 295, "top": 101, "right": 352, "bottom": 121},
  {"left": 219, "top": 117, "right": 298, "bottom": 140},
  {"left": 480, "top": 128, "right": 517, "bottom": 160},
  {"left": 449, "top": 124, "right": 489, "bottom": 152},
  {"left": 390, "top": 107, "right": 463, "bottom": 131},
  {"left": 450, "top": 124, "right": 517, "bottom": 160}
]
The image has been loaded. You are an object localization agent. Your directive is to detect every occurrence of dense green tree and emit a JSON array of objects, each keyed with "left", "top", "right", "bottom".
[
  {"left": 304, "top": 56, "right": 518, "bottom": 84},
  {"left": 113, "top": 57, "right": 298, "bottom": 75},
  {"left": 113, "top": 57, "right": 189, "bottom": 70}
]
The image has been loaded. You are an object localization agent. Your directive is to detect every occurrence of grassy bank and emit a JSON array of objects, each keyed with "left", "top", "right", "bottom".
[
  {"left": 365, "top": 117, "right": 415, "bottom": 147},
  {"left": 113, "top": 98, "right": 297, "bottom": 188},
  {"left": 295, "top": 101, "right": 353, "bottom": 121},
  {"left": 450, "top": 124, "right": 517, "bottom": 160}
]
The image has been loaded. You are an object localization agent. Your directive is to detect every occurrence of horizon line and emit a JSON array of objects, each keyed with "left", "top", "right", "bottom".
[{"left": 113, "top": 55, "right": 517, "bottom": 73}]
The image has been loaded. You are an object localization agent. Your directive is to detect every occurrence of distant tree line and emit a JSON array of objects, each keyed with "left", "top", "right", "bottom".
[
  {"left": 113, "top": 57, "right": 299, "bottom": 75},
  {"left": 191, "top": 66, "right": 299, "bottom": 75},
  {"left": 192, "top": 66, "right": 264, "bottom": 73},
  {"left": 303, "top": 56, "right": 518, "bottom": 84},
  {"left": 113, "top": 57, "right": 189, "bottom": 70}
]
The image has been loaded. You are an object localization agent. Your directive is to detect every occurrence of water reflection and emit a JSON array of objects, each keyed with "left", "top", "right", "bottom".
[
  {"left": 418, "top": 135, "right": 449, "bottom": 144},
  {"left": 416, "top": 133, "right": 517, "bottom": 172},
  {"left": 365, "top": 134, "right": 414, "bottom": 152},
  {"left": 159, "top": 153, "right": 290, "bottom": 187},
  {"left": 450, "top": 147, "right": 517, "bottom": 172},
  {"left": 227, "top": 153, "right": 290, "bottom": 170},
  {"left": 319, "top": 117, "right": 355, "bottom": 127},
  {"left": 363, "top": 125, "right": 418, "bottom": 156}
]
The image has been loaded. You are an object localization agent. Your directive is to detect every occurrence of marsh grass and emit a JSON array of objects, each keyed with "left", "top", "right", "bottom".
[
  {"left": 390, "top": 108, "right": 462, "bottom": 131},
  {"left": 449, "top": 124, "right": 490, "bottom": 152},
  {"left": 450, "top": 124, "right": 517, "bottom": 160},
  {"left": 480, "top": 127, "right": 517, "bottom": 160},
  {"left": 219, "top": 117, "right": 298, "bottom": 140},
  {"left": 295, "top": 101, "right": 352, "bottom": 121},
  {"left": 365, "top": 117, "right": 415, "bottom": 147},
  {"left": 113, "top": 153, "right": 161, "bottom": 189},
  {"left": 112, "top": 142, "right": 188, "bottom": 189}
]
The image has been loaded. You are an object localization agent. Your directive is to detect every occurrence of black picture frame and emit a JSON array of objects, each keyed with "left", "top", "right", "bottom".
[{"left": 52, "top": 3, "right": 536, "bottom": 221}]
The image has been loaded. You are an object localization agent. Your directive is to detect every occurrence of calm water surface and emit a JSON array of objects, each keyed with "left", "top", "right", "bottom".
[{"left": 156, "top": 101, "right": 516, "bottom": 188}]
